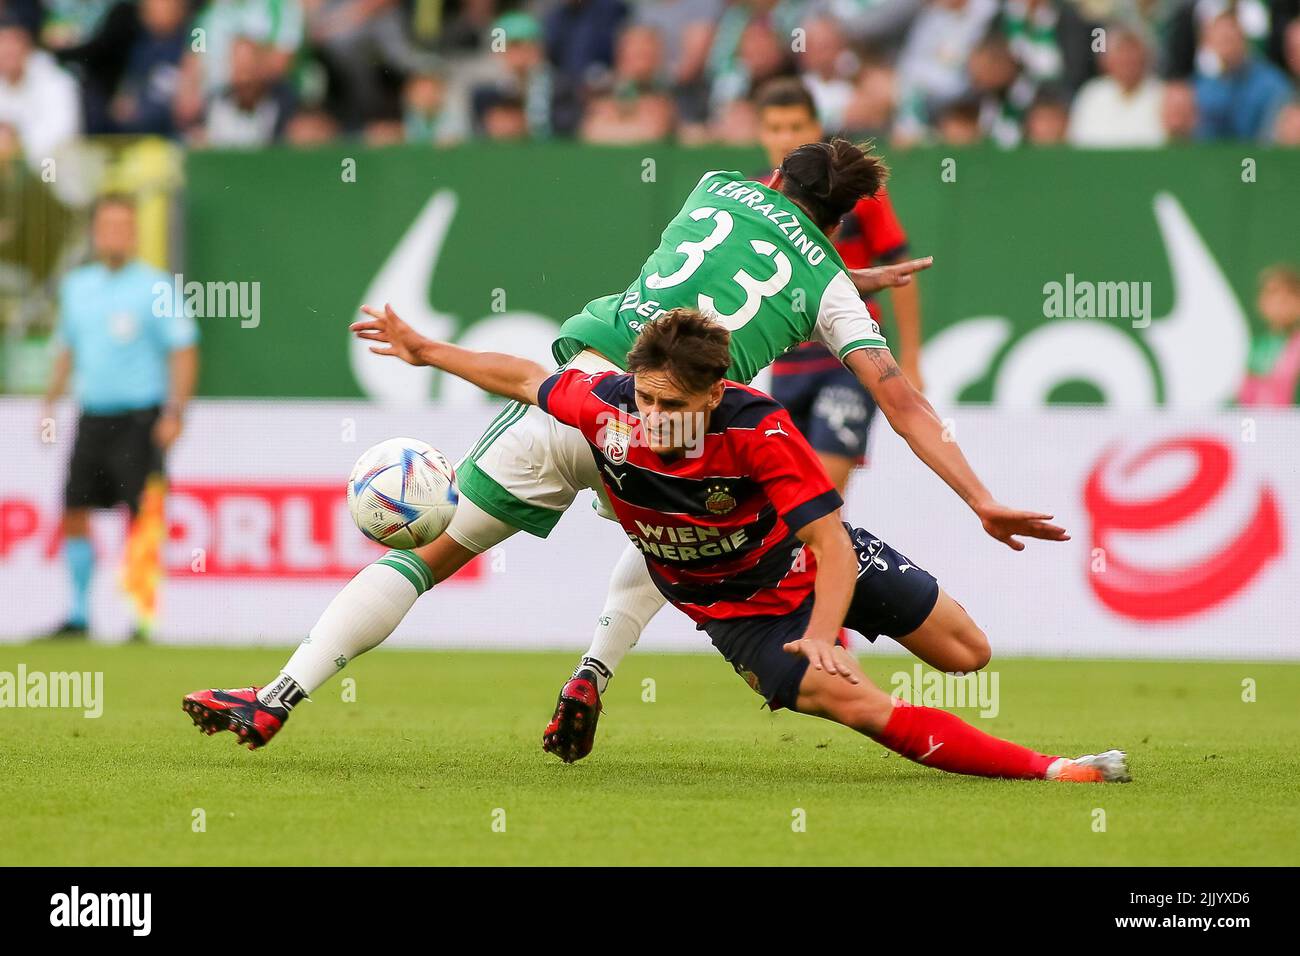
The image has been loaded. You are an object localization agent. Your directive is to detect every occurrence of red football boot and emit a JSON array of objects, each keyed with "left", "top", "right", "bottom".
[
  {"left": 182, "top": 687, "right": 288, "bottom": 751},
  {"left": 542, "top": 673, "right": 602, "bottom": 764}
]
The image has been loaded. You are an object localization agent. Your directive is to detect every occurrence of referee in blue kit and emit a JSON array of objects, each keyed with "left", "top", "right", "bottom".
[{"left": 40, "top": 194, "right": 199, "bottom": 639}]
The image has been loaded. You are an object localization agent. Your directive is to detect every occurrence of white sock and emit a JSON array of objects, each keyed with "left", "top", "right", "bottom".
[
  {"left": 574, "top": 543, "right": 667, "bottom": 692},
  {"left": 266, "top": 550, "right": 433, "bottom": 699}
]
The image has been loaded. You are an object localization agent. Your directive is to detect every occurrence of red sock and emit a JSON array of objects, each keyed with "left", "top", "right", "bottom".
[{"left": 877, "top": 701, "right": 1058, "bottom": 780}]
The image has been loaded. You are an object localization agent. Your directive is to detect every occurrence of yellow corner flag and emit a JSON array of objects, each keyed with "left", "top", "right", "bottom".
[{"left": 120, "top": 473, "right": 168, "bottom": 638}]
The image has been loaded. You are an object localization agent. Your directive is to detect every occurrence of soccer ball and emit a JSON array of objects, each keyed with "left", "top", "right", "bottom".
[{"left": 347, "top": 438, "right": 458, "bottom": 549}]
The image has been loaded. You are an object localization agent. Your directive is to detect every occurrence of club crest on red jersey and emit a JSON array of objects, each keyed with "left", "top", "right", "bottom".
[{"left": 704, "top": 483, "right": 737, "bottom": 515}]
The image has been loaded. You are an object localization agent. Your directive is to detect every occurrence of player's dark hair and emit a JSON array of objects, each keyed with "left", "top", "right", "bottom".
[
  {"left": 778, "top": 138, "right": 888, "bottom": 231},
  {"left": 627, "top": 309, "right": 731, "bottom": 394},
  {"left": 754, "top": 78, "right": 818, "bottom": 119}
]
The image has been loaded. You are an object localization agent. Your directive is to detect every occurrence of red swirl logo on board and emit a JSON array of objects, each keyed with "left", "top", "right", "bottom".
[{"left": 1083, "top": 435, "right": 1283, "bottom": 621}]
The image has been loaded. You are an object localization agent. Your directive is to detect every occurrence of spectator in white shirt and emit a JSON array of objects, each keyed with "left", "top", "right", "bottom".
[
  {"left": 0, "top": 16, "right": 80, "bottom": 169},
  {"left": 797, "top": 16, "right": 858, "bottom": 130},
  {"left": 1067, "top": 24, "right": 1165, "bottom": 147},
  {"left": 198, "top": 37, "right": 294, "bottom": 149},
  {"left": 892, "top": 0, "right": 998, "bottom": 141}
]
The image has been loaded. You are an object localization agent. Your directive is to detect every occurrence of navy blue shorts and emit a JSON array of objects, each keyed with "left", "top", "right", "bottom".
[
  {"left": 702, "top": 526, "right": 939, "bottom": 711},
  {"left": 770, "top": 364, "right": 877, "bottom": 461}
]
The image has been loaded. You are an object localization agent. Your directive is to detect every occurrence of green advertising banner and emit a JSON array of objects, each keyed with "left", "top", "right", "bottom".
[{"left": 185, "top": 144, "right": 1300, "bottom": 407}]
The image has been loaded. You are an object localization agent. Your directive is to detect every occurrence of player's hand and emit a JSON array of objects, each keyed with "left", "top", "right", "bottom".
[
  {"left": 153, "top": 409, "right": 182, "bottom": 450},
  {"left": 352, "top": 303, "right": 432, "bottom": 366},
  {"left": 974, "top": 501, "right": 1070, "bottom": 551},
  {"left": 847, "top": 256, "right": 933, "bottom": 295},
  {"left": 782, "top": 635, "right": 860, "bottom": 684}
]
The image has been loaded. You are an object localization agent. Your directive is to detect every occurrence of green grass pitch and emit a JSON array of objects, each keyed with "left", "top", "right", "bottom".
[{"left": 2, "top": 642, "right": 1297, "bottom": 866}]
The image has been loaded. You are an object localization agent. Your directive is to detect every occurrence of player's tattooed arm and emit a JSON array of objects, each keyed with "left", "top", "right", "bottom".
[
  {"left": 879, "top": 252, "right": 925, "bottom": 392},
  {"left": 353, "top": 303, "right": 549, "bottom": 405},
  {"left": 862, "top": 346, "right": 904, "bottom": 385},
  {"left": 844, "top": 347, "right": 1069, "bottom": 550}
]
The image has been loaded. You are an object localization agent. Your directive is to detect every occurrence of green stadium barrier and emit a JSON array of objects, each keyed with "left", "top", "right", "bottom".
[{"left": 184, "top": 144, "right": 1300, "bottom": 405}]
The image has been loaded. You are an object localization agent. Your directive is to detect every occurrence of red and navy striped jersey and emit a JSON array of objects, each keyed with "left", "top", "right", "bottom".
[{"left": 537, "top": 368, "right": 843, "bottom": 624}]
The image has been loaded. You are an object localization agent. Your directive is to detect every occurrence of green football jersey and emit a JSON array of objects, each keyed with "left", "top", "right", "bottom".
[{"left": 551, "top": 170, "right": 890, "bottom": 384}]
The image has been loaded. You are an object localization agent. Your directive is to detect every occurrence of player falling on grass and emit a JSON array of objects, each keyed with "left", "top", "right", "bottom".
[
  {"left": 183, "top": 139, "right": 1058, "bottom": 754},
  {"left": 343, "top": 307, "right": 1130, "bottom": 782}
]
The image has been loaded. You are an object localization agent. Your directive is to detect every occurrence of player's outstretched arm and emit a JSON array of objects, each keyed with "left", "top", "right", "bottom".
[
  {"left": 352, "top": 303, "right": 549, "bottom": 406},
  {"left": 782, "top": 513, "right": 859, "bottom": 682},
  {"left": 845, "top": 255, "right": 932, "bottom": 296},
  {"left": 845, "top": 347, "right": 1070, "bottom": 551}
]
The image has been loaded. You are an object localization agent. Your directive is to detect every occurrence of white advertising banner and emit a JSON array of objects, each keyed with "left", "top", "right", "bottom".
[{"left": 1, "top": 398, "right": 1295, "bottom": 659}]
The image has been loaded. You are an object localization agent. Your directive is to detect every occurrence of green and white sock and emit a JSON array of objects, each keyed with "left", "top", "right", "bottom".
[
  {"left": 271, "top": 551, "right": 433, "bottom": 696},
  {"left": 573, "top": 543, "right": 669, "bottom": 693}
]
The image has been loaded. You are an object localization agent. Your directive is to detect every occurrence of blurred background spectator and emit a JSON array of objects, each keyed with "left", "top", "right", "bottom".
[
  {"left": 633, "top": 0, "right": 717, "bottom": 127},
  {"left": 174, "top": 0, "right": 304, "bottom": 135},
  {"left": 5, "top": 0, "right": 1300, "bottom": 152},
  {"left": 469, "top": 11, "right": 553, "bottom": 139},
  {"left": 1068, "top": 23, "right": 1165, "bottom": 146},
  {"left": 1024, "top": 83, "right": 1070, "bottom": 141},
  {"left": 934, "top": 94, "right": 984, "bottom": 142},
  {"left": 1194, "top": 8, "right": 1291, "bottom": 140},
  {"left": 0, "top": 0, "right": 1295, "bottom": 167},
  {"left": 108, "top": 0, "right": 190, "bottom": 137},
  {"left": 797, "top": 15, "right": 858, "bottom": 129},
  {"left": 0, "top": 15, "right": 80, "bottom": 165},
  {"left": 708, "top": 13, "right": 798, "bottom": 141},
  {"left": 479, "top": 87, "right": 530, "bottom": 138},
  {"left": 545, "top": 0, "right": 627, "bottom": 134},
  {"left": 399, "top": 68, "right": 452, "bottom": 141},
  {"left": 967, "top": 32, "right": 1031, "bottom": 146},
  {"left": 196, "top": 34, "right": 295, "bottom": 147},
  {"left": 892, "top": 0, "right": 999, "bottom": 144},
  {"left": 1161, "top": 77, "right": 1200, "bottom": 141},
  {"left": 286, "top": 103, "right": 341, "bottom": 142},
  {"left": 304, "top": 0, "right": 421, "bottom": 130},
  {"left": 580, "top": 23, "right": 675, "bottom": 142},
  {"left": 1274, "top": 98, "right": 1300, "bottom": 141},
  {"left": 1239, "top": 264, "right": 1300, "bottom": 406}
]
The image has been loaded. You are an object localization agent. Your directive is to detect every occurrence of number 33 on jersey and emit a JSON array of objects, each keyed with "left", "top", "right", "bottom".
[{"left": 551, "top": 170, "right": 890, "bottom": 384}]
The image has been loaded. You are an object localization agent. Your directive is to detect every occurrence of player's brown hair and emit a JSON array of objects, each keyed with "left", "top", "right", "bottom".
[
  {"left": 778, "top": 137, "right": 889, "bottom": 231},
  {"left": 627, "top": 308, "right": 731, "bottom": 394}
]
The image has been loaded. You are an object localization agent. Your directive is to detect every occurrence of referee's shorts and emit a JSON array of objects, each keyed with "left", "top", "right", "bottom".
[{"left": 64, "top": 406, "right": 164, "bottom": 515}]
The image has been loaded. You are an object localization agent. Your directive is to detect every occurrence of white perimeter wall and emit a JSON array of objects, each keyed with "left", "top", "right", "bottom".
[{"left": 1, "top": 399, "right": 1295, "bottom": 659}]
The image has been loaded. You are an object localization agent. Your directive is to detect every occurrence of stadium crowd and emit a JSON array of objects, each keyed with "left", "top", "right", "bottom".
[{"left": 0, "top": 0, "right": 1298, "bottom": 158}]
